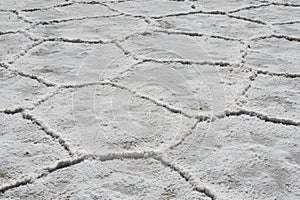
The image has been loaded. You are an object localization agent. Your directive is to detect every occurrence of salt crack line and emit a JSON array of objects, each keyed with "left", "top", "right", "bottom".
[
  {"left": 22, "top": 112, "right": 73, "bottom": 156},
  {"left": 35, "top": 13, "right": 122, "bottom": 26},
  {"left": 228, "top": 3, "right": 272, "bottom": 13},
  {"left": 0, "top": 63, "right": 56, "bottom": 87},
  {"left": 139, "top": 58, "right": 232, "bottom": 67},
  {"left": 217, "top": 109, "right": 300, "bottom": 127},
  {"left": 153, "top": 155, "right": 216, "bottom": 200},
  {"left": 20, "top": 2, "right": 73, "bottom": 12},
  {"left": 257, "top": 70, "right": 300, "bottom": 78},
  {"left": 0, "top": 150, "right": 158, "bottom": 194},
  {"left": 60, "top": 81, "right": 194, "bottom": 119},
  {"left": 154, "top": 29, "right": 240, "bottom": 42},
  {"left": 252, "top": 34, "right": 300, "bottom": 42}
]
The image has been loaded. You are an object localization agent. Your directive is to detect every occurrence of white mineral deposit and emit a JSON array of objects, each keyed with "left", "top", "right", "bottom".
[{"left": 0, "top": 0, "right": 299, "bottom": 199}]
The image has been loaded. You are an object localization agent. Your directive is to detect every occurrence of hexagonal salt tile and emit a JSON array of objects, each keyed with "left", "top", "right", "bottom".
[
  {"left": 154, "top": 13, "right": 272, "bottom": 40},
  {"left": 108, "top": 0, "right": 193, "bottom": 18},
  {"left": 0, "top": 33, "right": 32, "bottom": 63},
  {"left": 0, "top": 11, "right": 30, "bottom": 33},
  {"left": 0, "top": 68, "right": 53, "bottom": 111},
  {"left": 240, "top": 74, "right": 300, "bottom": 122},
  {"left": 28, "top": 15, "right": 149, "bottom": 42},
  {"left": 13, "top": 41, "right": 137, "bottom": 85},
  {"left": 246, "top": 37, "right": 300, "bottom": 75},
  {"left": 19, "top": 3, "right": 117, "bottom": 22},
  {"left": 191, "top": 0, "right": 262, "bottom": 12},
  {"left": 116, "top": 62, "right": 252, "bottom": 117},
  {"left": 27, "top": 85, "right": 195, "bottom": 155},
  {"left": 233, "top": 5, "right": 300, "bottom": 24},
  {"left": 120, "top": 32, "right": 243, "bottom": 64}
]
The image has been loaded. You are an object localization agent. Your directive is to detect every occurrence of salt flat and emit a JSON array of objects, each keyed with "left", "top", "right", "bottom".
[{"left": 0, "top": 0, "right": 299, "bottom": 199}]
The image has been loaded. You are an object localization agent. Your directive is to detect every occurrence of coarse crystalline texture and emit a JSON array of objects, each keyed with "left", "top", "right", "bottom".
[
  {"left": 163, "top": 115, "right": 300, "bottom": 200},
  {"left": 0, "top": 68, "right": 53, "bottom": 111},
  {"left": 0, "top": 113, "right": 70, "bottom": 189},
  {"left": 12, "top": 41, "right": 137, "bottom": 85},
  {"left": 18, "top": 3, "right": 117, "bottom": 22},
  {"left": 0, "top": 33, "right": 32, "bottom": 63},
  {"left": 233, "top": 5, "right": 300, "bottom": 24},
  {"left": 154, "top": 13, "right": 272, "bottom": 40},
  {"left": 239, "top": 74, "right": 300, "bottom": 122},
  {"left": 120, "top": 32, "right": 242, "bottom": 64},
  {"left": 245, "top": 37, "right": 300, "bottom": 75},
  {"left": 28, "top": 15, "right": 149, "bottom": 42},
  {"left": 107, "top": 0, "right": 193, "bottom": 17},
  {"left": 0, "top": 11, "right": 29, "bottom": 33},
  {"left": 0, "top": 159, "right": 211, "bottom": 200},
  {"left": 0, "top": 0, "right": 67, "bottom": 10},
  {"left": 27, "top": 85, "right": 196, "bottom": 155},
  {"left": 116, "top": 62, "right": 252, "bottom": 117},
  {"left": 190, "top": 0, "right": 262, "bottom": 12}
]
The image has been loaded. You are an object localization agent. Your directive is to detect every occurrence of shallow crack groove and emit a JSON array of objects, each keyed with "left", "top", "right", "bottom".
[
  {"left": 227, "top": 14, "right": 267, "bottom": 25},
  {"left": 0, "top": 150, "right": 158, "bottom": 193},
  {"left": 36, "top": 13, "right": 122, "bottom": 26},
  {"left": 10, "top": 10, "right": 33, "bottom": 24},
  {"left": 2, "top": 107, "right": 24, "bottom": 115},
  {"left": 8, "top": 39, "right": 45, "bottom": 64},
  {"left": 43, "top": 151, "right": 158, "bottom": 176},
  {"left": 21, "top": 112, "right": 73, "bottom": 156},
  {"left": 252, "top": 34, "right": 300, "bottom": 42},
  {"left": 0, "top": 30, "right": 20, "bottom": 35},
  {"left": 43, "top": 37, "right": 107, "bottom": 44},
  {"left": 2, "top": 62, "right": 55, "bottom": 88},
  {"left": 134, "top": 91, "right": 193, "bottom": 119},
  {"left": 61, "top": 81, "right": 193, "bottom": 119},
  {"left": 219, "top": 109, "right": 300, "bottom": 127},
  {"left": 272, "top": 20, "right": 300, "bottom": 25},
  {"left": 270, "top": 2, "right": 300, "bottom": 7},
  {"left": 99, "top": 1, "right": 151, "bottom": 24},
  {"left": 154, "top": 29, "right": 239, "bottom": 42},
  {"left": 168, "top": 117, "right": 203, "bottom": 150},
  {"left": 20, "top": 2, "right": 74, "bottom": 12},
  {"left": 89, "top": 150, "right": 159, "bottom": 162},
  {"left": 257, "top": 70, "right": 300, "bottom": 78},
  {"left": 151, "top": 10, "right": 222, "bottom": 19},
  {"left": 0, "top": 177, "right": 34, "bottom": 193},
  {"left": 140, "top": 58, "right": 232, "bottom": 67},
  {"left": 152, "top": 9, "right": 267, "bottom": 25},
  {"left": 154, "top": 155, "right": 216, "bottom": 200},
  {"left": 228, "top": 3, "right": 271, "bottom": 13},
  {"left": 5, "top": 66, "right": 56, "bottom": 87}
]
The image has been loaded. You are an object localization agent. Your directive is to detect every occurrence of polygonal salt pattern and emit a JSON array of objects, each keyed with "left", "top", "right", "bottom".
[
  {"left": 240, "top": 74, "right": 300, "bottom": 122},
  {"left": 117, "top": 62, "right": 252, "bottom": 117},
  {"left": 120, "top": 32, "right": 243, "bottom": 64},
  {"left": 28, "top": 15, "right": 149, "bottom": 42},
  {"left": 19, "top": 3, "right": 117, "bottom": 22},
  {"left": 12, "top": 41, "right": 137, "bottom": 85},
  {"left": 0, "top": 159, "right": 210, "bottom": 200},
  {"left": 163, "top": 115, "right": 300, "bottom": 200},
  {"left": 27, "top": 85, "right": 195, "bottom": 155},
  {"left": 154, "top": 13, "right": 272, "bottom": 40},
  {"left": 0, "top": 68, "right": 53, "bottom": 111},
  {"left": 0, "top": 113, "right": 70, "bottom": 188},
  {"left": 246, "top": 37, "right": 300, "bottom": 75}
]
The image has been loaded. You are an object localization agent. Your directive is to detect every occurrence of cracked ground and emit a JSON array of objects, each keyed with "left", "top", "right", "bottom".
[{"left": 0, "top": 0, "right": 299, "bottom": 199}]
